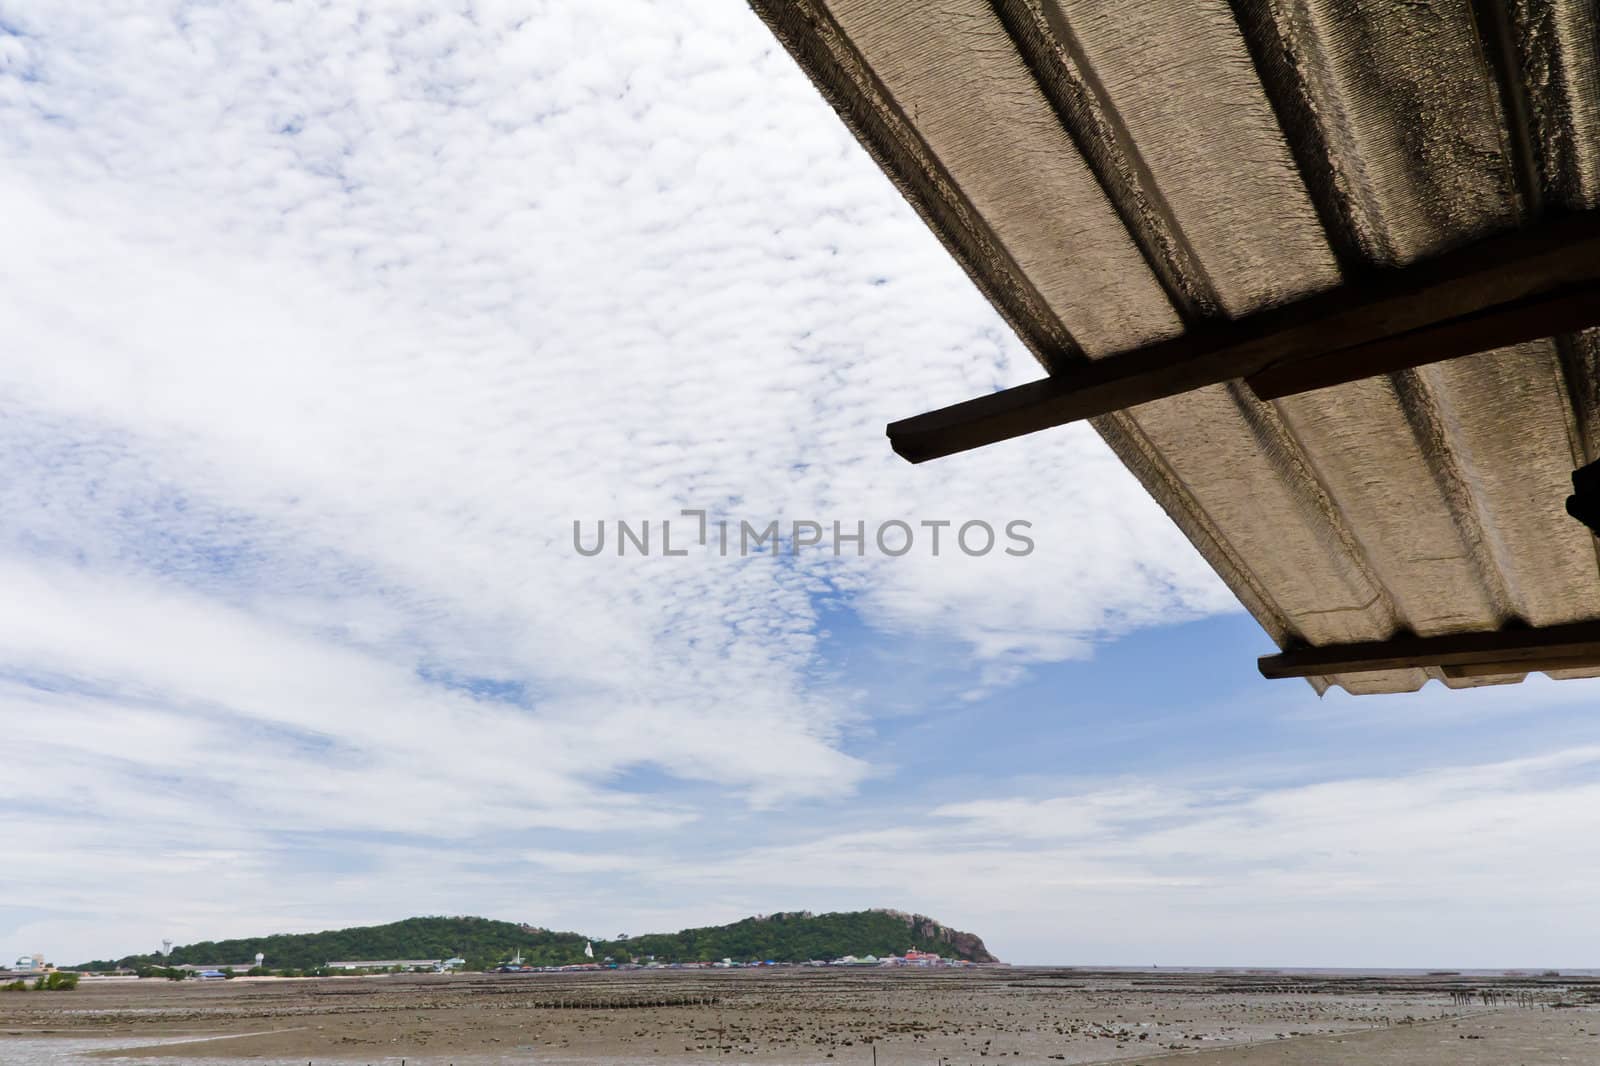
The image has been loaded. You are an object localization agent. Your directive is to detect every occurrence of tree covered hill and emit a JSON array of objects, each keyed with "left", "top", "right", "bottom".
[
  {"left": 71, "top": 910, "right": 996, "bottom": 971},
  {"left": 607, "top": 910, "right": 996, "bottom": 964},
  {"left": 73, "top": 916, "right": 584, "bottom": 972}
]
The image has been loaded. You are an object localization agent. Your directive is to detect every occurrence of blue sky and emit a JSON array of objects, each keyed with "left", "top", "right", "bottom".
[{"left": 4, "top": 0, "right": 1600, "bottom": 969}]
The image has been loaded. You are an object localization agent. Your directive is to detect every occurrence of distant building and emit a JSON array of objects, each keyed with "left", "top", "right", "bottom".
[
  {"left": 177, "top": 963, "right": 254, "bottom": 974},
  {"left": 325, "top": 958, "right": 465, "bottom": 972}
]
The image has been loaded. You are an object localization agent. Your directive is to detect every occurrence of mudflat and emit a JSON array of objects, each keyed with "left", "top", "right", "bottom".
[{"left": 2, "top": 967, "right": 1597, "bottom": 1065}]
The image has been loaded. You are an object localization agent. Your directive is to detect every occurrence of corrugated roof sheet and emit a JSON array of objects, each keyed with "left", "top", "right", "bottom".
[{"left": 751, "top": 0, "right": 1600, "bottom": 693}]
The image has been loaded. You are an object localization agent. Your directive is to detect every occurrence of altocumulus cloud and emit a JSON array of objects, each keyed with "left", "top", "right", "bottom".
[{"left": 20, "top": 0, "right": 1560, "bottom": 967}]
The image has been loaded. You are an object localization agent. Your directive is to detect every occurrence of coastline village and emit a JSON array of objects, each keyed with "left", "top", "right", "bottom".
[
  {"left": 5, "top": 947, "right": 978, "bottom": 983},
  {"left": 494, "top": 946, "right": 973, "bottom": 975}
]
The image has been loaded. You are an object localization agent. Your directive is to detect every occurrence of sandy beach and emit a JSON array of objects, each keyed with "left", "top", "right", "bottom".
[{"left": 3, "top": 967, "right": 1597, "bottom": 1065}]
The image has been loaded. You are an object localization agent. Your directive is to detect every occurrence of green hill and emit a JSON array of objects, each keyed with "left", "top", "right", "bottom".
[
  {"left": 70, "top": 910, "right": 996, "bottom": 971},
  {"left": 603, "top": 910, "right": 996, "bottom": 964},
  {"left": 73, "top": 916, "right": 586, "bottom": 972}
]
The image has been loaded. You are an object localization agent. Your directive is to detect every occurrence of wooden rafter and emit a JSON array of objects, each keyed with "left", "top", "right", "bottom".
[
  {"left": 1257, "top": 620, "right": 1600, "bottom": 680},
  {"left": 889, "top": 213, "right": 1600, "bottom": 463}
]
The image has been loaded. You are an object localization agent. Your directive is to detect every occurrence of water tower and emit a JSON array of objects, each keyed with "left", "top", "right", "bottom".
[{"left": 255, "top": 953, "right": 265, "bottom": 970}]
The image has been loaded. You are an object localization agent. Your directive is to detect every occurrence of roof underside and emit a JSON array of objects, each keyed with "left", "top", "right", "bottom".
[{"left": 750, "top": 0, "right": 1600, "bottom": 694}]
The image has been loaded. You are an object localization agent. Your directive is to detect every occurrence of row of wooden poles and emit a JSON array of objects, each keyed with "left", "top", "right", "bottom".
[
  {"left": 517, "top": 993, "right": 722, "bottom": 1009},
  {"left": 1448, "top": 989, "right": 1551, "bottom": 1007}
]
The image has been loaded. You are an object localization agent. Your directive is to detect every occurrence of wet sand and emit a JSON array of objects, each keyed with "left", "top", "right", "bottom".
[{"left": 2, "top": 967, "right": 1597, "bottom": 1065}]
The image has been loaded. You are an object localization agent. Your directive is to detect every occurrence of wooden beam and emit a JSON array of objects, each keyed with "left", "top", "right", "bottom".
[
  {"left": 1245, "top": 283, "right": 1600, "bottom": 400},
  {"left": 1256, "top": 620, "right": 1600, "bottom": 680},
  {"left": 889, "top": 212, "right": 1600, "bottom": 463}
]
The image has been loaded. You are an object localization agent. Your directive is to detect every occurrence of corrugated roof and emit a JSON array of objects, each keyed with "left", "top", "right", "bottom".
[{"left": 750, "top": 0, "right": 1600, "bottom": 694}]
